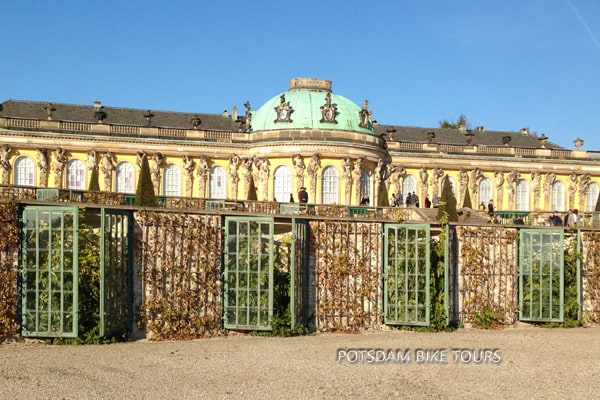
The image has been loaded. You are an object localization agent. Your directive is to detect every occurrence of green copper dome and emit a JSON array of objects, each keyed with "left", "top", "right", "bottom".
[{"left": 249, "top": 78, "right": 373, "bottom": 134}]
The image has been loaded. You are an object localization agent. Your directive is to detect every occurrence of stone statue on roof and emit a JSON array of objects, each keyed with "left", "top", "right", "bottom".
[{"left": 358, "top": 100, "right": 372, "bottom": 129}]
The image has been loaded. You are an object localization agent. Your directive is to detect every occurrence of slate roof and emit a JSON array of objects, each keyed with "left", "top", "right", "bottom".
[
  {"left": 374, "top": 124, "right": 564, "bottom": 149},
  {"left": 1, "top": 99, "right": 564, "bottom": 149},
  {"left": 0, "top": 99, "right": 239, "bottom": 132}
]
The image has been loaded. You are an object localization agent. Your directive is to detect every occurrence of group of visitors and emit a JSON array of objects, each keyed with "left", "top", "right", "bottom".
[
  {"left": 290, "top": 190, "right": 582, "bottom": 227},
  {"left": 549, "top": 209, "right": 579, "bottom": 226},
  {"left": 289, "top": 187, "right": 309, "bottom": 204},
  {"left": 390, "top": 192, "right": 436, "bottom": 208}
]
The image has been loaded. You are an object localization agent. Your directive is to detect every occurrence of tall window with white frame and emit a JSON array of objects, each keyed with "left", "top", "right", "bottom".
[
  {"left": 361, "top": 170, "right": 370, "bottom": 198},
  {"left": 586, "top": 183, "right": 599, "bottom": 212},
  {"left": 66, "top": 159, "right": 86, "bottom": 190},
  {"left": 163, "top": 164, "right": 181, "bottom": 196},
  {"left": 273, "top": 166, "right": 292, "bottom": 202},
  {"left": 14, "top": 156, "right": 35, "bottom": 186},
  {"left": 321, "top": 166, "right": 338, "bottom": 204},
  {"left": 516, "top": 179, "right": 529, "bottom": 211},
  {"left": 478, "top": 177, "right": 492, "bottom": 207},
  {"left": 402, "top": 175, "right": 417, "bottom": 202},
  {"left": 551, "top": 181, "right": 565, "bottom": 211},
  {"left": 116, "top": 162, "right": 135, "bottom": 193},
  {"left": 209, "top": 166, "right": 226, "bottom": 199}
]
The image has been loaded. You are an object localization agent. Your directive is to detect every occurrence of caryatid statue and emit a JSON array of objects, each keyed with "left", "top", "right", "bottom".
[
  {"left": 36, "top": 148, "right": 49, "bottom": 187},
  {"left": 531, "top": 171, "right": 542, "bottom": 210},
  {"left": 307, "top": 154, "right": 321, "bottom": 201},
  {"left": 101, "top": 151, "right": 116, "bottom": 191},
  {"left": 430, "top": 167, "right": 444, "bottom": 199},
  {"left": 507, "top": 170, "right": 520, "bottom": 210},
  {"left": 183, "top": 155, "right": 196, "bottom": 197},
  {"left": 495, "top": 171, "right": 505, "bottom": 209},
  {"left": 151, "top": 152, "right": 166, "bottom": 195},
  {"left": 342, "top": 157, "right": 353, "bottom": 204},
  {"left": 242, "top": 156, "right": 254, "bottom": 198},
  {"left": 543, "top": 172, "right": 555, "bottom": 209},
  {"left": 228, "top": 154, "right": 240, "bottom": 200},
  {"left": 196, "top": 155, "right": 210, "bottom": 198},
  {"left": 569, "top": 173, "right": 578, "bottom": 210},
  {"left": 52, "top": 147, "right": 68, "bottom": 188},
  {"left": 258, "top": 157, "right": 270, "bottom": 201},
  {"left": 0, "top": 144, "right": 12, "bottom": 185},
  {"left": 578, "top": 174, "right": 591, "bottom": 211},
  {"left": 292, "top": 154, "right": 306, "bottom": 190},
  {"left": 420, "top": 167, "right": 429, "bottom": 204},
  {"left": 352, "top": 157, "right": 366, "bottom": 203}
]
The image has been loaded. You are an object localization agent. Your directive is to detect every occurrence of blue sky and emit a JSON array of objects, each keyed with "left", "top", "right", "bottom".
[{"left": 2, "top": 0, "right": 599, "bottom": 150}]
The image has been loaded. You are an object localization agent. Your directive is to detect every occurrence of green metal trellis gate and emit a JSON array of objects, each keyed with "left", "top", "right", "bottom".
[
  {"left": 223, "top": 217, "right": 274, "bottom": 330},
  {"left": 100, "top": 209, "right": 133, "bottom": 337},
  {"left": 519, "top": 229, "right": 564, "bottom": 322},
  {"left": 291, "top": 218, "right": 310, "bottom": 329},
  {"left": 384, "top": 224, "right": 430, "bottom": 326},
  {"left": 21, "top": 206, "right": 133, "bottom": 338},
  {"left": 21, "top": 207, "right": 79, "bottom": 337}
]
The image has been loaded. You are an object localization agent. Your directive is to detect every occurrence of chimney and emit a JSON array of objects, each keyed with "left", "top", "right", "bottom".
[
  {"left": 93, "top": 100, "right": 106, "bottom": 123},
  {"left": 232, "top": 106, "right": 238, "bottom": 121}
]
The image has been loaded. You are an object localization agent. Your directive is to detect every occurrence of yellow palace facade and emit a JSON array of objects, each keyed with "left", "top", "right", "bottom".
[{"left": 1, "top": 77, "right": 599, "bottom": 214}]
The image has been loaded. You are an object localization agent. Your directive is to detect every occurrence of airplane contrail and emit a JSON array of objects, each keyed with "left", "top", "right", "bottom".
[{"left": 564, "top": 0, "right": 600, "bottom": 49}]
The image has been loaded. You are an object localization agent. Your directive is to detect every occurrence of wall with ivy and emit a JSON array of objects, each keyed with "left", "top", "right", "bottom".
[
  {"left": 0, "top": 202, "right": 19, "bottom": 339},
  {"left": 8, "top": 203, "right": 600, "bottom": 341},
  {"left": 455, "top": 226, "right": 519, "bottom": 327},
  {"left": 581, "top": 232, "right": 600, "bottom": 323},
  {"left": 136, "top": 211, "right": 223, "bottom": 340},
  {"left": 311, "top": 220, "right": 382, "bottom": 332}
]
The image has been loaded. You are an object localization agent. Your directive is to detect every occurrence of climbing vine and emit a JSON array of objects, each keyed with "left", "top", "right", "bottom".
[
  {"left": 0, "top": 201, "right": 20, "bottom": 340},
  {"left": 137, "top": 211, "right": 223, "bottom": 340},
  {"left": 313, "top": 221, "right": 381, "bottom": 332},
  {"left": 457, "top": 226, "right": 518, "bottom": 328},
  {"left": 542, "top": 235, "right": 582, "bottom": 327},
  {"left": 428, "top": 228, "right": 450, "bottom": 331},
  {"left": 581, "top": 232, "right": 600, "bottom": 323}
]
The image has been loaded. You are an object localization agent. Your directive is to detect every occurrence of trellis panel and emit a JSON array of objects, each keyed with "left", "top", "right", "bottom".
[{"left": 384, "top": 224, "right": 430, "bottom": 326}]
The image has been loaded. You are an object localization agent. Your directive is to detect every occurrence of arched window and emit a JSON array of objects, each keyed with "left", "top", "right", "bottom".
[
  {"left": 586, "top": 182, "right": 599, "bottom": 212},
  {"left": 163, "top": 164, "right": 181, "bottom": 196},
  {"left": 321, "top": 166, "right": 338, "bottom": 204},
  {"left": 402, "top": 175, "right": 417, "bottom": 202},
  {"left": 273, "top": 166, "right": 292, "bottom": 202},
  {"left": 209, "top": 166, "right": 226, "bottom": 199},
  {"left": 14, "top": 156, "right": 35, "bottom": 186},
  {"left": 438, "top": 176, "right": 456, "bottom": 195},
  {"left": 516, "top": 179, "right": 529, "bottom": 211},
  {"left": 551, "top": 181, "right": 565, "bottom": 211},
  {"left": 115, "top": 162, "right": 135, "bottom": 194},
  {"left": 361, "top": 170, "right": 370, "bottom": 197},
  {"left": 66, "top": 159, "right": 86, "bottom": 190},
  {"left": 447, "top": 176, "right": 456, "bottom": 193},
  {"left": 478, "top": 177, "right": 492, "bottom": 206}
]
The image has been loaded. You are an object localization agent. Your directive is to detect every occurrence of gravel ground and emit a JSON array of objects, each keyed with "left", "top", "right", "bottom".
[{"left": 1, "top": 326, "right": 600, "bottom": 400}]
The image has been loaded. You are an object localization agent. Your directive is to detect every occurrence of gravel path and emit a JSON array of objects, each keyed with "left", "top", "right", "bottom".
[{"left": 1, "top": 326, "right": 600, "bottom": 399}]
